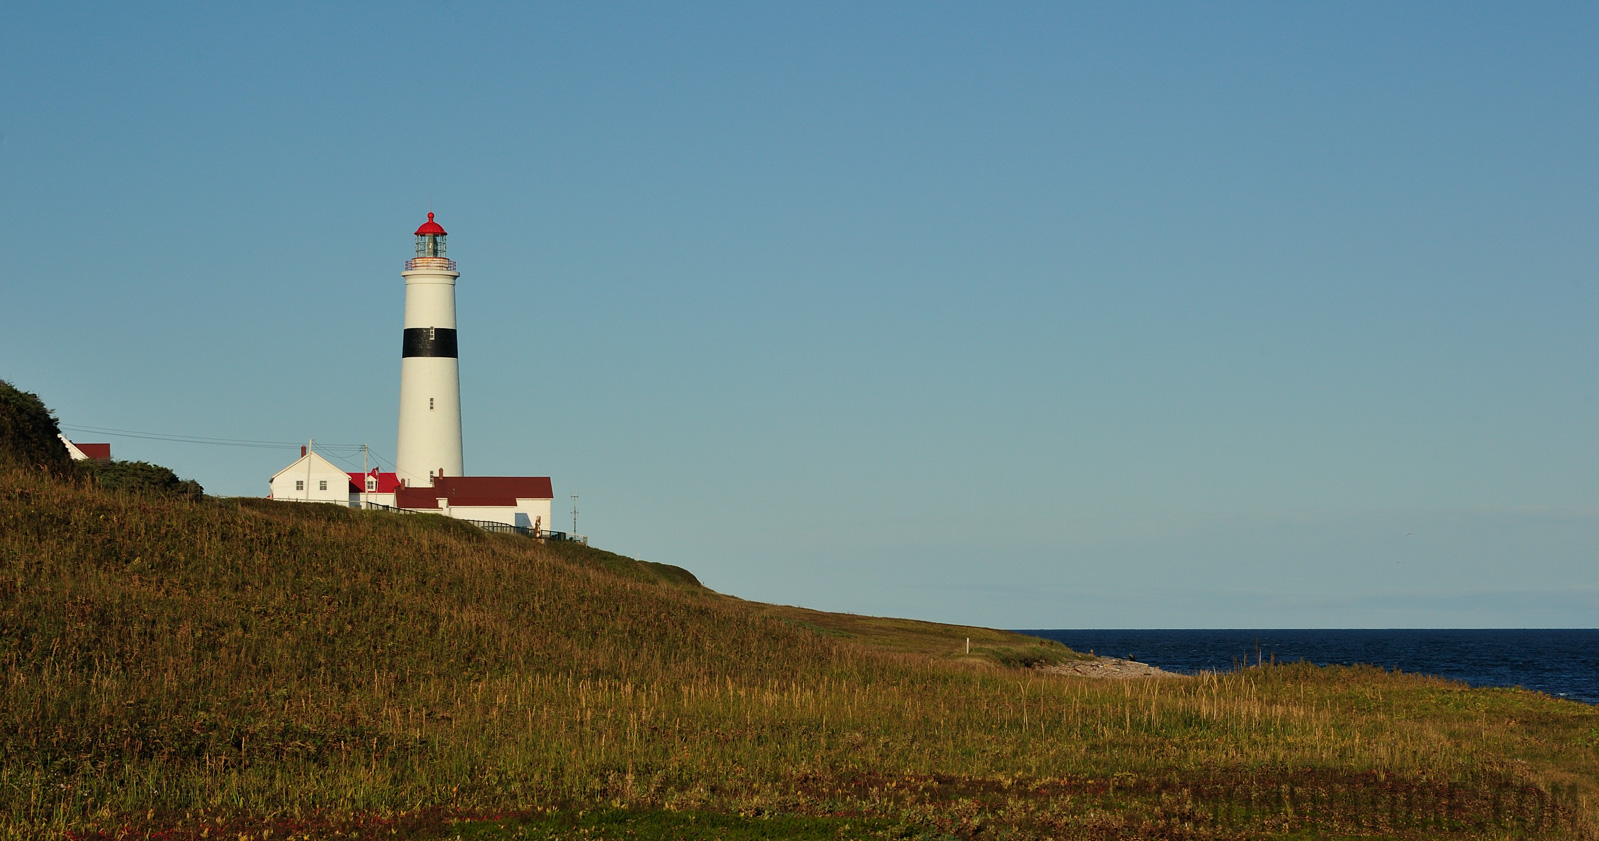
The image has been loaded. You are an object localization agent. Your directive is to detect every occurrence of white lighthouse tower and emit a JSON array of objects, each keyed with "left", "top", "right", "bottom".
[{"left": 395, "top": 212, "right": 464, "bottom": 485}]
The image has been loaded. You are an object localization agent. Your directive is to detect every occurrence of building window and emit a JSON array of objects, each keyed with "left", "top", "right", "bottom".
[
  {"left": 295, "top": 480, "right": 304, "bottom": 490},
  {"left": 367, "top": 478, "right": 377, "bottom": 491},
  {"left": 319, "top": 480, "right": 328, "bottom": 491}
]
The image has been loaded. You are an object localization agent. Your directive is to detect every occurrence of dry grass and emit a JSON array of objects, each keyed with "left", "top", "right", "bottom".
[
  {"left": 2, "top": 468, "right": 1596, "bottom": 840},
  {"left": 754, "top": 603, "right": 1091, "bottom": 669}
]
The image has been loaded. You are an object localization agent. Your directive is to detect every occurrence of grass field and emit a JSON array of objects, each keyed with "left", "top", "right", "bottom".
[{"left": 2, "top": 467, "right": 1596, "bottom": 840}]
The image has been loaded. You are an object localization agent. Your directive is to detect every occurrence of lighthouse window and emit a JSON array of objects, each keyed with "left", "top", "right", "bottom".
[{"left": 429, "top": 397, "right": 434, "bottom": 410}]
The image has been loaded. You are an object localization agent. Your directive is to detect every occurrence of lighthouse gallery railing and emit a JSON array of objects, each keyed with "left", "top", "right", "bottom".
[{"left": 404, "top": 257, "right": 457, "bottom": 271}]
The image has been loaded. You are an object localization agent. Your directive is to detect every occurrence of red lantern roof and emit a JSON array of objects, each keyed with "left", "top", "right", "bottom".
[{"left": 414, "top": 212, "right": 447, "bottom": 236}]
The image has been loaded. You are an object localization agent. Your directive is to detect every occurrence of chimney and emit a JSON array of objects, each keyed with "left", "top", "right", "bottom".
[{"left": 301, "top": 445, "right": 307, "bottom": 457}]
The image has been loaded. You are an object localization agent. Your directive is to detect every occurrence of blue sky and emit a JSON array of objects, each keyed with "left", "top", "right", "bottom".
[{"left": 4, "top": 3, "right": 1595, "bottom": 628}]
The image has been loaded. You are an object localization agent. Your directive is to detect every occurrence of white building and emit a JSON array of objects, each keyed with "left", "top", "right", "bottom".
[
  {"left": 267, "top": 450, "right": 357, "bottom": 504},
  {"left": 396, "top": 476, "right": 553, "bottom": 532},
  {"left": 266, "top": 451, "right": 553, "bottom": 533},
  {"left": 350, "top": 468, "right": 403, "bottom": 509},
  {"left": 58, "top": 435, "right": 110, "bottom": 461}
]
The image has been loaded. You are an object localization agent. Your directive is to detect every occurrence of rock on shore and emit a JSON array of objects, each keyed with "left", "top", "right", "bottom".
[{"left": 1038, "top": 656, "right": 1185, "bottom": 679}]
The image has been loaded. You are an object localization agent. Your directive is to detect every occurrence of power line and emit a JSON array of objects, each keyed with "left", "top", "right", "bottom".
[
  {"left": 362, "top": 448, "right": 399, "bottom": 471},
  {"left": 318, "top": 445, "right": 402, "bottom": 473},
  {"left": 58, "top": 424, "right": 369, "bottom": 453},
  {"left": 60, "top": 424, "right": 302, "bottom": 450},
  {"left": 320, "top": 450, "right": 368, "bottom": 472}
]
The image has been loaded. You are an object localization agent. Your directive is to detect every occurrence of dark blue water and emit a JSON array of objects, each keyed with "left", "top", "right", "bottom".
[{"left": 1017, "top": 629, "right": 1599, "bottom": 705}]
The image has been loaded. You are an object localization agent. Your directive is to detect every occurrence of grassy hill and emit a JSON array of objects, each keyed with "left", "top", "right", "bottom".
[{"left": 2, "top": 467, "right": 1596, "bottom": 840}]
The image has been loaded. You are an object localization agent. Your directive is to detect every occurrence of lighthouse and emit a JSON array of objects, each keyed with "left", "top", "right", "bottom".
[
  {"left": 395, "top": 212, "right": 464, "bottom": 484},
  {"left": 266, "top": 211, "right": 557, "bottom": 535}
]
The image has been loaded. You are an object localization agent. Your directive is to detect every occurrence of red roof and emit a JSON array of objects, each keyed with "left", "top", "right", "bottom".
[
  {"left": 395, "top": 486, "right": 440, "bottom": 509},
  {"left": 436, "top": 476, "right": 553, "bottom": 500},
  {"left": 395, "top": 476, "right": 553, "bottom": 510},
  {"left": 347, "top": 470, "right": 402, "bottom": 494},
  {"left": 75, "top": 443, "right": 111, "bottom": 461},
  {"left": 414, "top": 211, "right": 447, "bottom": 236}
]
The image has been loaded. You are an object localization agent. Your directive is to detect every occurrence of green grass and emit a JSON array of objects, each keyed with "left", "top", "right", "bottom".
[{"left": 3, "top": 467, "right": 1597, "bottom": 840}]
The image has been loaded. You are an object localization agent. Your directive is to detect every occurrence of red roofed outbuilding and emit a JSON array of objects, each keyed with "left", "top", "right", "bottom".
[
  {"left": 58, "top": 435, "right": 111, "bottom": 462},
  {"left": 394, "top": 475, "right": 554, "bottom": 532}
]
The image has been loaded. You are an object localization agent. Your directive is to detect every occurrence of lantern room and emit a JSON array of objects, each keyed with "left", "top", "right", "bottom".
[{"left": 414, "top": 212, "right": 448, "bottom": 258}]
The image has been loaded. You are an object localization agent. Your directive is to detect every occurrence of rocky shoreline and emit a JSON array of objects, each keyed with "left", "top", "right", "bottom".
[{"left": 1038, "top": 656, "right": 1186, "bottom": 679}]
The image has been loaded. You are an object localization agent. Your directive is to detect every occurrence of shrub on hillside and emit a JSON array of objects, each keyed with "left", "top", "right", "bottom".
[
  {"left": 0, "top": 379, "right": 203, "bottom": 496},
  {"left": 77, "top": 458, "right": 204, "bottom": 498},
  {"left": 0, "top": 378, "right": 71, "bottom": 475}
]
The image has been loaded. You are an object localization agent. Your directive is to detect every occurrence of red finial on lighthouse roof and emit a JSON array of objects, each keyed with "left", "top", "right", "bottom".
[{"left": 414, "top": 212, "right": 447, "bottom": 236}]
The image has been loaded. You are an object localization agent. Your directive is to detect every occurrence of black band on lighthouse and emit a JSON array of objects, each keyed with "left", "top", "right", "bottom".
[{"left": 402, "top": 327, "right": 458, "bottom": 358}]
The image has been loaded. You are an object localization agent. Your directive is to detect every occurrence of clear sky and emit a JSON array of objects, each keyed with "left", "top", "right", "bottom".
[{"left": 5, "top": 3, "right": 1596, "bottom": 628}]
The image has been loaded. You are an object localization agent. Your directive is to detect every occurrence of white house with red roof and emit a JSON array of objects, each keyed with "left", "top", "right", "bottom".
[
  {"left": 395, "top": 476, "right": 553, "bottom": 532},
  {"left": 58, "top": 435, "right": 111, "bottom": 461},
  {"left": 349, "top": 467, "right": 404, "bottom": 508},
  {"left": 267, "top": 451, "right": 552, "bottom": 532}
]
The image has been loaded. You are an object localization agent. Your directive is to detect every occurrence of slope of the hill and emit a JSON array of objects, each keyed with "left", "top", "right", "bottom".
[
  {"left": 3, "top": 468, "right": 1597, "bottom": 840},
  {"left": 754, "top": 602, "right": 1090, "bottom": 668}
]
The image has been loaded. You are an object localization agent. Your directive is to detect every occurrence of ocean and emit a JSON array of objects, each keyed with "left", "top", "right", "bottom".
[{"left": 1017, "top": 629, "right": 1599, "bottom": 705}]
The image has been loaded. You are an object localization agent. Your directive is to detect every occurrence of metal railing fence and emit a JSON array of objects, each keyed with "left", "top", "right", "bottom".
[{"left": 355, "top": 499, "right": 584, "bottom": 543}]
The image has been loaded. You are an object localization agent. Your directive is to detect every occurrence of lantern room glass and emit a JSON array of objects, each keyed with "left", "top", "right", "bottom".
[{"left": 415, "top": 233, "right": 447, "bottom": 258}]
